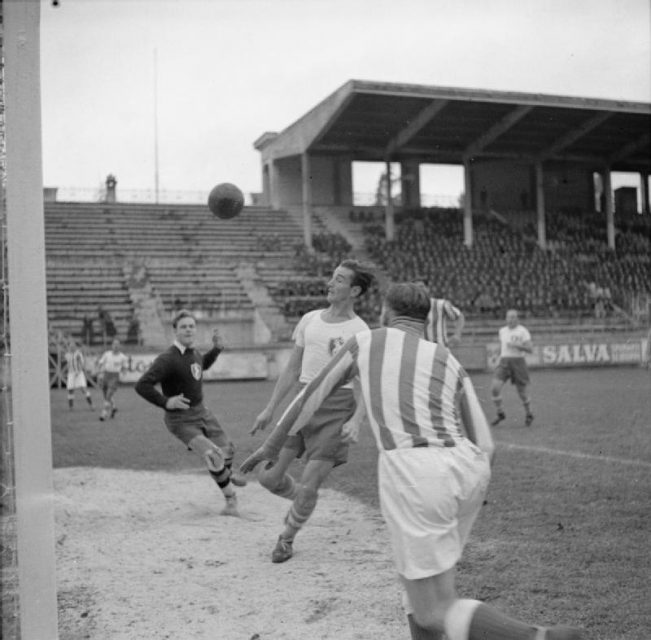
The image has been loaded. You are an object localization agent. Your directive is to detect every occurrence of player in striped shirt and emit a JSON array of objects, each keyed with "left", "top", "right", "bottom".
[
  {"left": 424, "top": 296, "right": 465, "bottom": 347},
  {"left": 64, "top": 341, "right": 94, "bottom": 410},
  {"left": 242, "top": 283, "right": 582, "bottom": 640}
]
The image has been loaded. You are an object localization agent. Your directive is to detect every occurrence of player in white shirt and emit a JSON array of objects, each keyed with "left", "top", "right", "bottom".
[
  {"left": 97, "top": 338, "right": 129, "bottom": 421},
  {"left": 250, "top": 259, "right": 374, "bottom": 563},
  {"left": 491, "top": 309, "right": 534, "bottom": 427}
]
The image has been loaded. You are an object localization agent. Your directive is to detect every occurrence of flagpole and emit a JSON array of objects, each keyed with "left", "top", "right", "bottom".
[{"left": 154, "top": 48, "right": 160, "bottom": 204}]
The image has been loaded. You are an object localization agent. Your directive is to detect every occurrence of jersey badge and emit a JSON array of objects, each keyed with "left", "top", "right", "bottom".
[{"left": 328, "top": 336, "right": 345, "bottom": 357}]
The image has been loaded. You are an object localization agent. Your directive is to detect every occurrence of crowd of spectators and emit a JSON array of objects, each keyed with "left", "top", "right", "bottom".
[
  {"left": 269, "top": 208, "right": 649, "bottom": 326},
  {"left": 362, "top": 208, "right": 650, "bottom": 320}
]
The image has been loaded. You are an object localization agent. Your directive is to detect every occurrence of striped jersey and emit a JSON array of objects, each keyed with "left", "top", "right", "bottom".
[
  {"left": 65, "top": 349, "right": 85, "bottom": 374},
  {"left": 265, "top": 326, "right": 492, "bottom": 456},
  {"left": 424, "top": 298, "right": 462, "bottom": 346}
]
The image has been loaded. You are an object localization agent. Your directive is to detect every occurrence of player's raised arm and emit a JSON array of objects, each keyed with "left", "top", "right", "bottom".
[
  {"left": 263, "top": 339, "right": 357, "bottom": 457},
  {"left": 202, "top": 329, "right": 224, "bottom": 370},
  {"left": 250, "top": 345, "right": 303, "bottom": 435},
  {"left": 449, "top": 308, "right": 465, "bottom": 347}
]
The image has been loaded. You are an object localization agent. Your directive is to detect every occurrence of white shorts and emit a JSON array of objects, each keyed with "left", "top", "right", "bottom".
[
  {"left": 378, "top": 439, "right": 491, "bottom": 580},
  {"left": 67, "top": 372, "right": 88, "bottom": 390}
]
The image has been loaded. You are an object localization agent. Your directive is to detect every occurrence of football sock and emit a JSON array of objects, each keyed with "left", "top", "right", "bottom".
[
  {"left": 284, "top": 485, "right": 318, "bottom": 537},
  {"left": 445, "top": 600, "right": 538, "bottom": 640},
  {"left": 209, "top": 467, "right": 232, "bottom": 491},
  {"left": 407, "top": 613, "right": 444, "bottom": 640},
  {"left": 86, "top": 394, "right": 93, "bottom": 406},
  {"left": 68, "top": 397, "right": 73, "bottom": 409}
]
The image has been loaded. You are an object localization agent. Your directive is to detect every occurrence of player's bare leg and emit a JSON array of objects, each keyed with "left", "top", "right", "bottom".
[
  {"left": 272, "top": 458, "right": 335, "bottom": 563},
  {"left": 99, "top": 399, "right": 111, "bottom": 421},
  {"left": 100, "top": 388, "right": 113, "bottom": 421},
  {"left": 257, "top": 447, "right": 300, "bottom": 500},
  {"left": 490, "top": 378, "right": 506, "bottom": 425},
  {"left": 189, "top": 435, "right": 240, "bottom": 516},
  {"left": 516, "top": 384, "right": 534, "bottom": 426},
  {"left": 402, "top": 569, "right": 583, "bottom": 640}
]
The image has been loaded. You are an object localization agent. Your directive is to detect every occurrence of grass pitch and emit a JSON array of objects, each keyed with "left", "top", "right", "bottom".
[{"left": 52, "top": 366, "right": 651, "bottom": 639}]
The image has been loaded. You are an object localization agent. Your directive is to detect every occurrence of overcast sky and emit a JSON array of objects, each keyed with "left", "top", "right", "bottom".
[{"left": 40, "top": 0, "right": 651, "bottom": 201}]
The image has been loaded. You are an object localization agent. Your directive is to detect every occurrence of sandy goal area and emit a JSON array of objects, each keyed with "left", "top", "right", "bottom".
[{"left": 55, "top": 467, "right": 408, "bottom": 640}]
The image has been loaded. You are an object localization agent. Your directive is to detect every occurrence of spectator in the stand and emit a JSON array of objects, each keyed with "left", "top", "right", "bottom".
[
  {"left": 127, "top": 314, "right": 141, "bottom": 345},
  {"left": 81, "top": 314, "right": 94, "bottom": 345},
  {"left": 98, "top": 305, "right": 117, "bottom": 343}
]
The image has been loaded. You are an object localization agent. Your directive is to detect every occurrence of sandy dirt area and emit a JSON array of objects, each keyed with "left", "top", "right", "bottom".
[{"left": 54, "top": 467, "right": 408, "bottom": 640}]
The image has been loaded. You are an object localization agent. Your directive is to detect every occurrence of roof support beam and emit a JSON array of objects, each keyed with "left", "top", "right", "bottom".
[
  {"left": 608, "top": 133, "right": 650, "bottom": 164},
  {"left": 385, "top": 99, "right": 448, "bottom": 156},
  {"left": 464, "top": 105, "right": 533, "bottom": 156},
  {"left": 537, "top": 111, "right": 613, "bottom": 161}
]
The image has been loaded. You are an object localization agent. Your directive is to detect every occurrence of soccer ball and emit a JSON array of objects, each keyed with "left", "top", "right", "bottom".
[{"left": 207, "top": 183, "right": 244, "bottom": 219}]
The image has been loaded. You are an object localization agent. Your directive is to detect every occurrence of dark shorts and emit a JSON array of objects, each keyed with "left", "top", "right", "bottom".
[
  {"left": 164, "top": 404, "right": 234, "bottom": 458},
  {"left": 494, "top": 357, "right": 530, "bottom": 387},
  {"left": 101, "top": 372, "right": 120, "bottom": 396},
  {"left": 284, "top": 387, "right": 355, "bottom": 467}
]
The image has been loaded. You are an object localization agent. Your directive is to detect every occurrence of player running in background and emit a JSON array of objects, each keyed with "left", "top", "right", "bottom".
[
  {"left": 491, "top": 309, "right": 534, "bottom": 427},
  {"left": 242, "top": 282, "right": 583, "bottom": 640},
  {"left": 249, "top": 259, "right": 374, "bottom": 563},
  {"left": 135, "top": 310, "right": 246, "bottom": 516},
  {"left": 97, "top": 338, "right": 129, "bottom": 421},
  {"left": 64, "top": 340, "right": 93, "bottom": 410}
]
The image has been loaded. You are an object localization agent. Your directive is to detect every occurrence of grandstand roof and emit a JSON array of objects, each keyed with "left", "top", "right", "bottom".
[{"left": 254, "top": 80, "right": 651, "bottom": 172}]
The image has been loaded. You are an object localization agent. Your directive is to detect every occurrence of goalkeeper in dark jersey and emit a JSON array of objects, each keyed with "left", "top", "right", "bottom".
[{"left": 135, "top": 309, "right": 246, "bottom": 516}]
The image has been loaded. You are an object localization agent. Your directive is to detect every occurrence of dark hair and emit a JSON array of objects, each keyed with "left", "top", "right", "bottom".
[
  {"left": 172, "top": 309, "right": 196, "bottom": 328},
  {"left": 385, "top": 283, "right": 431, "bottom": 321},
  {"left": 339, "top": 259, "right": 375, "bottom": 297}
]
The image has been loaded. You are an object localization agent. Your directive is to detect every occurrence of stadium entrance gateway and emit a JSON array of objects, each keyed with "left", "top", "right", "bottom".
[{"left": 254, "top": 79, "right": 651, "bottom": 249}]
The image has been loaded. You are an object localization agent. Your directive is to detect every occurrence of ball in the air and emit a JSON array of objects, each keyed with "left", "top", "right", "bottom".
[{"left": 208, "top": 183, "right": 244, "bottom": 219}]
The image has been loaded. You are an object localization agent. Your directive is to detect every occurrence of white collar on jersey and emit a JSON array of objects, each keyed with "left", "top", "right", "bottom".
[{"left": 173, "top": 340, "right": 190, "bottom": 354}]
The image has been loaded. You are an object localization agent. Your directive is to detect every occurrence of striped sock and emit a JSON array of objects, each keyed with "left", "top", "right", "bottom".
[
  {"left": 445, "top": 600, "right": 537, "bottom": 640},
  {"left": 467, "top": 602, "right": 537, "bottom": 640},
  {"left": 209, "top": 467, "right": 232, "bottom": 489},
  {"left": 407, "top": 613, "right": 444, "bottom": 640},
  {"left": 285, "top": 486, "right": 318, "bottom": 532}
]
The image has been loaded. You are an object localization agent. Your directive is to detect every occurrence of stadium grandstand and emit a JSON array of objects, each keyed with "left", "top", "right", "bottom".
[{"left": 43, "top": 80, "right": 650, "bottom": 355}]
